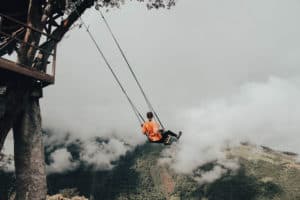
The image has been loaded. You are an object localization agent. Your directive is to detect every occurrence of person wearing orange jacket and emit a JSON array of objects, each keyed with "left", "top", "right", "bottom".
[{"left": 141, "top": 112, "right": 182, "bottom": 145}]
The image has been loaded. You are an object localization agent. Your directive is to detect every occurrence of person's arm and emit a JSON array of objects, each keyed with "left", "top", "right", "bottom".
[
  {"left": 141, "top": 124, "right": 147, "bottom": 135},
  {"left": 154, "top": 122, "right": 162, "bottom": 133}
]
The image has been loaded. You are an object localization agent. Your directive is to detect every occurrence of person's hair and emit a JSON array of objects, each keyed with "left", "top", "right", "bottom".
[{"left": 146, "top": 112, "right": 153, "bottom": 119}]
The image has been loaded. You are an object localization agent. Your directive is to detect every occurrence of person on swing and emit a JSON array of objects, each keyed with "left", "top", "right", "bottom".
[{"left": 141, "top": 112, "right": 182, "bottom": 145}]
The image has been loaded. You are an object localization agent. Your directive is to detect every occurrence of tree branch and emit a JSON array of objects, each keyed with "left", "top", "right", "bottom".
[{"left": 36, "top": 0, "right": 95, "bottom": 71}]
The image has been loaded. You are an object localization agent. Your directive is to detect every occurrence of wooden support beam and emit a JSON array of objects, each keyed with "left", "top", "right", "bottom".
[
  {"left": 0, "top": 57, "right": 54, "bottom": 84},
  {"left": 0, "top": 13, "right": 59, "bottom": 41},
  {"left": 0, "top": 30, "right": 54, "bottom": 56}
]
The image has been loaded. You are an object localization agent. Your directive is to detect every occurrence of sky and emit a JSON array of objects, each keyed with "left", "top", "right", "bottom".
[{"left": 3, "top": 0, "right": 300, "bottom": 179}]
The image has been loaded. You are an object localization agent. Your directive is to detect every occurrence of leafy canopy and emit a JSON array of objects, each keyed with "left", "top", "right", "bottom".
[{"left": 73, "top": 0, "right": 176, "bottom": 10}]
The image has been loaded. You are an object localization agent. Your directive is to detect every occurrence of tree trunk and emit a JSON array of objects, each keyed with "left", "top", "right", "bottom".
[
  {"left": 13, "top": 97, "right": 47, "bottom": 200},
  {"left": 0, "top": 79, "right": 30, "bottom": 152},
  {"left": 10, "top": 1, "right": 47, "bottom": 199}
]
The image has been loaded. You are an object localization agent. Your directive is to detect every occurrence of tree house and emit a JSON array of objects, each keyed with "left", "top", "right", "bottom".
[
  {"left": 0, "top": 0, "right": 71, "bottom": 87},
  {"left": 0, "top": 17, "right": 56, "bottom": 88}
]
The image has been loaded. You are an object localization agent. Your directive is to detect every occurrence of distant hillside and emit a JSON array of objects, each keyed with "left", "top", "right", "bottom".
[{"left": 1, "top": 142, "right": 300, "bottom": 200}]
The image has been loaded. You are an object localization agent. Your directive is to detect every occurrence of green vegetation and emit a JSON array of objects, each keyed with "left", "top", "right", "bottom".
[
  {"left": 205, "top": 168, "right": 282, "bottom": 200},
  {"left": 1, "top": 143, "right": 300, "bottom": 200}
]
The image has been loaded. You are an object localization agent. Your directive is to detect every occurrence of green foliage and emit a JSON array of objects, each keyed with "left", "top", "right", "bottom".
[
  {"left": 95, "top": 0, "right": 176, "bottom": 9},
  {"left": 258, "top": 181, "right": 282, "bottom": 198},
  {"left": 1, "top": 143, "right": 300, "bottom": 200},
  {"left": 205, "top": 168, "right": 282, "bottom": 200},
  {"left": 174, "top": 176, "right": 202, "bottom": 200},
  {"left": 69, "top": 0, "right": 176, "bottom": 12}
]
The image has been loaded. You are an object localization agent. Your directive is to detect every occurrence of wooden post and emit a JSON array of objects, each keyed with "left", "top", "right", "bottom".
[{"left": 52, "top": 45, "right": 57, "bottom": 83}]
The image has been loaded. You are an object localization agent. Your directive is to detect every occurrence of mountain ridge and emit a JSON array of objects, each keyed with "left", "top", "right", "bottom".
[{"left": 1, "top": 142, "right": 300, "bottom": 200}]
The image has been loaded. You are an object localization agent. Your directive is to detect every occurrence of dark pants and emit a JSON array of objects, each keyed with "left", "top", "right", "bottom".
[{"left": 150, "top": 130, "right": 178, "bottom": 144}]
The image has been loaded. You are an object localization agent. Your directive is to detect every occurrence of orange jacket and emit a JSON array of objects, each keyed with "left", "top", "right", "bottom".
[{"left": 142, "top": 120, "right": 162, "bottom": 142}]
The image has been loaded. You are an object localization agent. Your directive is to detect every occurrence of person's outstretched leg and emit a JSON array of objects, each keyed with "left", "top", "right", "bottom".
[
  {"left": 164, "top": 130, "right": 177, "bottom": 137},
  {"left": 162, "top": 130, "right": 181, "bottom": 145},
  {"left": 164, "top": 130, "right": 182, "bottom": 139}
]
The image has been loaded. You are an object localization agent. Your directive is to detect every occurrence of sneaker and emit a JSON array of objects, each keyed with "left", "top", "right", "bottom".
[
  {"left": 164, "top": 135, "right": 171, "bottom": 145},
  {"left": 177, "top": 131, "right": 182, "bottom": 140}
]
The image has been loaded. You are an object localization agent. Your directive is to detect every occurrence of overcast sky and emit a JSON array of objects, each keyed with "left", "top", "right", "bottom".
[
  {"left": 3, "top": 0, "right": 300, "bottom": 175},
  {"left": 42, "top": 0, "right": 300, "bottom": 133}
]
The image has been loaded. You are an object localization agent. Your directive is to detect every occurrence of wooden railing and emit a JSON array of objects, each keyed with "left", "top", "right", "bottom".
[{"left": 0, "top": 12, "right": 56, "bottom": 87}]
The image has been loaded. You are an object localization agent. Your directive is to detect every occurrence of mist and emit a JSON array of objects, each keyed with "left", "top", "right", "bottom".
[
  {"left": 2, "top": 0, "right": 300, "bottom": 178},
  {"left": 161, "top": 76, "right": 300, "bottom": 180}
]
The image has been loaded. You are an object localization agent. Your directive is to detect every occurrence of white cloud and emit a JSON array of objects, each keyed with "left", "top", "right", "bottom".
[
  {"left": 47, "top": 148, "right": 78, "bottom": 174},
  {"left": 2, "top": 131, "right": 14, "bottom": 156},
  {"left": 45, "top": 135, "right": 132, "bottom": 172},
  {"left": 80, "top": 138, "right": 131, "bottom": 170},
  {"left": 162, "top": 76, "right": 300, "bottom": 179},
  {"left": 194, "top": 166, "right": 227, "bottom": 185},
  {"left": 1, "top": 131, "right": 15, "bottom": 172}
]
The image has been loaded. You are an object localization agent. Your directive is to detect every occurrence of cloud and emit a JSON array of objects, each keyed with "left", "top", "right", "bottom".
[
  {"left": 161, "top": 76, "right": 300, "bottom": 181},
  {"left": 194, "top": 166, "right": 227, "bottom": 185},
  {"left": 0, "top": 154, "right": 14, "bottom": 172},
  {"left": 44, "top": 133, "right": 132, "bottom": 173},
  {"left": 0, "top": 131, "right": 15, "bottom": 172},
  {"left": 47, "top": 148, "right": 79, "bottom": 174},
  {"left": 80, "top": 137, "right": 131, "bottom": 170},
  {"left": 1, "top": 131, "right": 14, "bottom": 156}
]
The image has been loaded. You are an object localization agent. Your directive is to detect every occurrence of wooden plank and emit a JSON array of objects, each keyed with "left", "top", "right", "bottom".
[{"left": 0, "top": 57, "right": 54, "bottom": 84}]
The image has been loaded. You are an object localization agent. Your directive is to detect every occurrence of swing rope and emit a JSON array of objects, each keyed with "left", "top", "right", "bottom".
[
  {"left": 98, "top": 10, "right": 165, "bottom": 129},
  {"left": 75, "top": 10, "right": 145, "bottom": 124}
]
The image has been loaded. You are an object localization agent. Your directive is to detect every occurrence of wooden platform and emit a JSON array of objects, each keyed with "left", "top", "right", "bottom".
[{"left": 0, "top": 57, "right": 54, "bottom": 86}]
